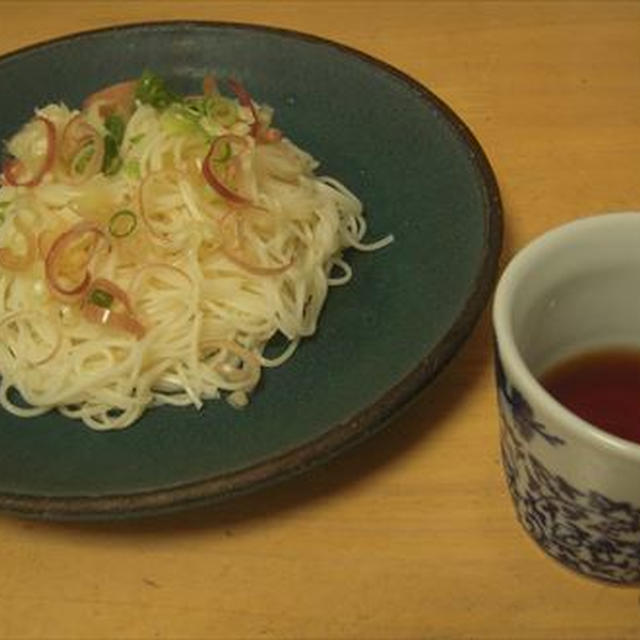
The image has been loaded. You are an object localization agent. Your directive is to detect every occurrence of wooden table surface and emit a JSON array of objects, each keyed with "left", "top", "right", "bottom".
[{"left": 1, "top": 2, "right": 640, "bottom": 638}]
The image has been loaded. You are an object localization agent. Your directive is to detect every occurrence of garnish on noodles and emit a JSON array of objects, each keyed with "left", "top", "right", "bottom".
[{"left": 0, "top": 71, "right": 393, "bottom": 430}]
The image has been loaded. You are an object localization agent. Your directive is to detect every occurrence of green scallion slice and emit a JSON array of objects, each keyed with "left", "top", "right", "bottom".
[
  {"left": 72, "top": 144, "right": 95, "bottom": 175},
  {"left": 212, "top": 140, "right": 232, "bottom": 163},
  {"left": 89, "top": 288, "right": 114, "bottom": 309},
  {"left": 108, "top": 209, "right": 137, "bottom": 238}
]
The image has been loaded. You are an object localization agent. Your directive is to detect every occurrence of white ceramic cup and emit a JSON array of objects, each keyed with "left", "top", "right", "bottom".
[{"left": 493, "top": 212, "right": 640, "bottom": 583}]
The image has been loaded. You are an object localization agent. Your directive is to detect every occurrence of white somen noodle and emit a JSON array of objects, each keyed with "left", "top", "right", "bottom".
[{"left": 0, "top": 72, "right": 393, "bottom": 429}]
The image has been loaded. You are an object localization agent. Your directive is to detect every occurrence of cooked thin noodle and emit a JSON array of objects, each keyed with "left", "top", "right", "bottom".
[{"left": 0, "top": 75, "right": 393, "bottom": 429}]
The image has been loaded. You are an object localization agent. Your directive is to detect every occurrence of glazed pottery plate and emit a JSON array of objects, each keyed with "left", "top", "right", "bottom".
[{"left": 0, "top": 22, "right": 502, "bottom": 519}]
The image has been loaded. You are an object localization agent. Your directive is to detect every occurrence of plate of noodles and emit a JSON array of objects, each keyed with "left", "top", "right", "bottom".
[{"left": 0, "top": 22, "right": 501, "bottom": 519}]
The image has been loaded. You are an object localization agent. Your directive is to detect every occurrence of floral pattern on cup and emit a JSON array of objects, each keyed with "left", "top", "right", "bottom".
[
  {"left": 495, "top": 345, "right": 565, "bottom": 447},
  {"left": 496, "top": 353, "right": 640, "bottom": 583}
]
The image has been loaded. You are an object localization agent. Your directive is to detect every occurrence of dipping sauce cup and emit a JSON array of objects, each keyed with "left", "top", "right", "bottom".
[{"left": 493, "top": 212, "right": 640, "bottom": 583}]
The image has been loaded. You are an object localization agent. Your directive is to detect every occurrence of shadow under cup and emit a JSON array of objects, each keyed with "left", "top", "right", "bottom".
[{"left": 493, "top": 212, "right": 640, "bottom": 584}]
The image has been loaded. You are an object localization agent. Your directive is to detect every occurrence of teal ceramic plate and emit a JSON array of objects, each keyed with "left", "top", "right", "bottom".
[{"left": 0, "top": 22, "right": 502, "bottom": 519}]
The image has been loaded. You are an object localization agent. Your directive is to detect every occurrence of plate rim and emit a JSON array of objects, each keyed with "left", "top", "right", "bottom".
[{"left": 0, "top": 20, "right": 503, "bottom": 519}]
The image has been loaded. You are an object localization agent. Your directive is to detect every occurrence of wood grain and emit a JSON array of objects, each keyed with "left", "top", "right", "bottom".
[{"left": 1, "top": 2, "right": 640, "bottom": 638}]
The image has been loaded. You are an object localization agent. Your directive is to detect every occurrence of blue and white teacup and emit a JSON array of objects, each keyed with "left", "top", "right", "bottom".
[{"left": 493, "top": 212, "right": 640, "bottom": 584}]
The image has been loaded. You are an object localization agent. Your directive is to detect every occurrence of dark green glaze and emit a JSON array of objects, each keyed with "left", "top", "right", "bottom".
[{"left": 0, "top": 22, "right": 502, "bottom": 519}]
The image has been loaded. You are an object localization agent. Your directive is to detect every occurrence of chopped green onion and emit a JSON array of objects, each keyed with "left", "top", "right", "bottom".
[
  {"left": 173, "top": 103, "right": 201, "bottom": 123},
  {"left": 72, "top": 144, "right": 95, "bottom": 174},
  {"left": 108, "top": 209, "right": 137, "bottom": 238},
  {"left": 0, "top": 201, "right": 9, "bottom": 225},
  {"left": 102, "top": 136, "right": 122, "bottom": 175},
  {"left": 102, "top": 114, "right": 125, "bottom": 175},
  {"left": 135, "top": 70, "right": 181, "bottom": 110},
  {"left": 183, "top": 96, "right": 211, "bottom": 118},
  {"left": 129, "top": 133, "right": 145, "bottom": 145},
  {"left": 105, "top": 114, "right": 125, "bottom": 145},
  {"left": 161, "top": 107, "right": 199, "bottom": 136},
  {"left": 89, "top": 288, "right": 114, "bottom": 309},
  {"left": 124, "top": 159, "right": 141, "bottom": 180},
  {"left": 212, "top": 141, "right": 232, "bottom": 163},
  {"left": 162, "top": 100, "right": 223, "bottom": 138}
]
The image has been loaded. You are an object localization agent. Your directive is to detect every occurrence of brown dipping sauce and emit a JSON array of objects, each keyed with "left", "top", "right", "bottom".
[{"left": 540, "top": 348, "right": 640, "bottom": 445}]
